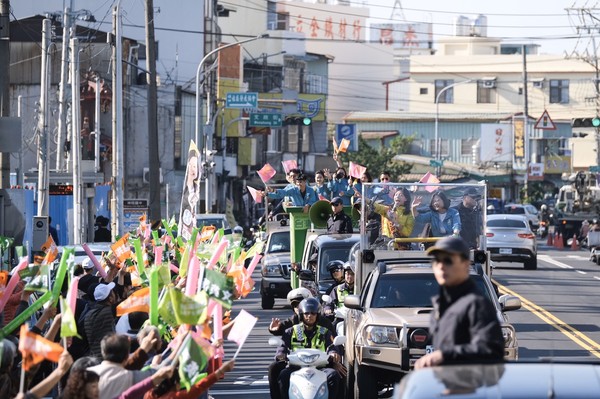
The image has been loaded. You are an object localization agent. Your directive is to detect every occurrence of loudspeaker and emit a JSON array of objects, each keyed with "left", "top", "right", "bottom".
[
  {"left": 33, "top": 216, "right": 49, "bottom": 252},
  {"left": 309, "top": 200, "right": 333, "bottom": 228}
]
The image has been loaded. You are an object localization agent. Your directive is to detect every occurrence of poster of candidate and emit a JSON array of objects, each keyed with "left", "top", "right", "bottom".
[{"left": 178, "top": 141, "right": 200, "bottom": 241}]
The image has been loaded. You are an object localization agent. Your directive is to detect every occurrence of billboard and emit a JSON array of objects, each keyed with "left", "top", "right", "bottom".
[
  {"left": 480, "top": 124, "right": 512, "bottom": 163},
  {"left": 369, "top": 23, "right": 432, "bottom": 49}
]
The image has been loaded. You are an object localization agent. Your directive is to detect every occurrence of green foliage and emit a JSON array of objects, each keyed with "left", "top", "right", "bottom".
[{"left": 338, "top": 135, "right": 415, "bottom": 179}]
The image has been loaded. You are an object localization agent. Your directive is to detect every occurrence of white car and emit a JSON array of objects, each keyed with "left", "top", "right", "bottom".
[
  {"left": 486, "top": 214, "right": 537, "bottom": 270},
  {"left": 502, "top": 204, "right": 540, "bottom": 231},
  {"left": 57, "top": 243, "right": 112, "bottom": 265}
]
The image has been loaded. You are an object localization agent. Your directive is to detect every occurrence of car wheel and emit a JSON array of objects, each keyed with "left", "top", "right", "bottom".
[
  {"left": 596, "top": 254, "right": 600, "bottom": 266},
  {"left": 261, "top": 294, "right": 275, "bottom": 309},
  {"left": 355, "top": 361, "right": 378, "bottom": 399},
  {"left": 524, "top": 257, "right": 537, "bottom": 270}
]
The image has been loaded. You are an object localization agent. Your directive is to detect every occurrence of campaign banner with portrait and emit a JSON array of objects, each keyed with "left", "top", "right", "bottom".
[{"left": 178, "top": 141, "right": 200, "bottom": 242}]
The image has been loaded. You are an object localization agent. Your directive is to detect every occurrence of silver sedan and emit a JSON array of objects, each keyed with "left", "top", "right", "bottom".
[{"left": 486, "top": 214, "right": 537, "bottom": 270}]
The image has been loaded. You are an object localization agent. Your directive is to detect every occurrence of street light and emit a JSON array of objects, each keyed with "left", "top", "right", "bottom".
[{"left": 434, "top": 79, "right": 473, "bottom": 176}]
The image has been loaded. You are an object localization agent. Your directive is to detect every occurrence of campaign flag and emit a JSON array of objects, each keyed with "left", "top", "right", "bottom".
[
  {"left": 158, "top": 288, "right": 178, "bottom": 326},
  {"left": 116, "top": 287, "right": 150, "bottom": 316},
  {"left": 228, "top": 309, "right": 258, "bottom": 359},
  {"left": 247, "top": 186, "right": 262, "bottom": 204},
  {"left": 24, "top": 265, "right": 50, "bottom": 292},
  {"left": 332, "top": 137, "right": 339, "bottom": 154},
  {"left": 178, "top": 141, "right": 201, "bottom": 242},
  {"left": 178, "top": 334, "right": 209, "bottom": 391},
  {"left": 19, "top": 325, "right": 64, "bottom": 371},
  {"left": 201, "top": 269, "right": 235, "bottom": 309},
  {"left": 349, "top": 162, "right": 367, "bottom": 179},
  {"left": 228, "top": 267, "right": 254, "bottom": 298},
  {"left": 257, "top": 163, "right": 277, "bottom": 184},
  {"left": 40, "top": 236, "right": 58, "bottom": 265},
  {"left": 419, "top": 171, "right": 440, "bottom": 193},
  {"left": 281, "top": 159, "right": 298, "bottom": 174},
  {"left": 18, "top": 265, "right": 41, "bottom": 280},
  {"left": 111, "top": 233, "right": 131, "bottom": 264},
  {"left": 169, "top": 288, "right": 208, "bottom": 325},
  {"left": 59, "top": 296, "right": 80, "bottom": 338},
  {"left": 200, "top": 226, "right": 216, "bottom": 242},
  {"left": 338, "top": 138, "right": 350, "bottom": 153}
]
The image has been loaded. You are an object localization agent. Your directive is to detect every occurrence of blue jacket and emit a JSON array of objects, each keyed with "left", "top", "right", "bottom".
[
  {"left": 267, "top": 185, "right": 318, "bottom": 206},
  {"left": 313, "top": 184, "right": 331, "bottom": 200},
  {"left": 327, "top": 178, "right": 353, "bottom": 206},
  {"left": 415, "top": 208, "right": 461, "bottom": 237}
]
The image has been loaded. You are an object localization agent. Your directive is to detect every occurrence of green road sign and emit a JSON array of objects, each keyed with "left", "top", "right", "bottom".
[
  {"left": 590, "top": 165, "right": 600, "bottom": 173},
  {"left": 249, "top": 113, "right": 282, "bottom": 127},
  {"left": 429, "top": 159, "right": 443, "bottom": 167},
  {"left": 226, "top": 92, "right": 258, "bottom": 108}
]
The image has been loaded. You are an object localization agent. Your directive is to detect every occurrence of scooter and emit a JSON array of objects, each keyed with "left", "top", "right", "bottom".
[{"left": 269, "top": 335, "right": 346, "bottom": 399}]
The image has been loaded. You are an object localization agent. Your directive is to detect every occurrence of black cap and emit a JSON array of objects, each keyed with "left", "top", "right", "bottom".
[
  {"left": 331, "top": 197, "right": 343, "bottom": 206},
  {"left": 463, "top": 187, "right": 482, "bottom": 199},
  {"left": 426, "top": 236, "right": 470, "bottom": 259}
]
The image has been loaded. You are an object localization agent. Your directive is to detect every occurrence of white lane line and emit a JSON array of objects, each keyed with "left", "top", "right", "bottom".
[
  {"left": 594, "top": 276, "right": 600, "bottom": 281},
  {"left": 539, "top": 255, "right": 573, "bottom": 269},
  {"left": 576, "top": 270, "right": 587, "bottom": 275}
]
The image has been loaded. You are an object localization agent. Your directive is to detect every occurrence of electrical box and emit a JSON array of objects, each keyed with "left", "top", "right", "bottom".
[{"left": 32, "top": 216, "right": 49, "bottom": 252}]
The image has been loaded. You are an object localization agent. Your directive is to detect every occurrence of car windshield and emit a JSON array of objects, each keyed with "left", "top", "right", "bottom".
[
  {"left": 487, "top": 219, "right": 528, "bottom": 228},
  {"left": 504, "top": 206, "right": 525, "bottom": 214},
  {"left": 370, "top": 273, "right": 492, "bottom": 308},
  {"left": 267, "top": 232, "right": 290, "bottom": 253},
  {"left": 197, "top": 218, "right": 226, "bottom": 229},
  {"left": 319, "top": 246, "right": 355, "bottom": 278}
]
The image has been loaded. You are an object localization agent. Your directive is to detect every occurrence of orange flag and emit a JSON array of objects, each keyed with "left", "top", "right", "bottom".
[
  {"left": 332, "top": 137, "right": 339, "bottom": 154},
  {"left": 40, "top": 235, "right": 59, "bottom": 265},
  {"left": 19, "top": 325, "right": 64, "bottom": 371},
  {"left": 338, "top": 138, "right": 350, "bottom": 153},
  {"left": 116, "top": 287, "right": 150, "bottom": 316},
  {"left": 111, "top": 233, "right": 131, "bottom": 264},
  {"left": 200, "top": 226, "right": 216, "bottom": 242}
]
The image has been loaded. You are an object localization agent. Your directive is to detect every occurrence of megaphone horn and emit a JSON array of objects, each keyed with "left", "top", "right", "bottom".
[{"left": 309, "top": 200, "right": 333, "bottom": 228}]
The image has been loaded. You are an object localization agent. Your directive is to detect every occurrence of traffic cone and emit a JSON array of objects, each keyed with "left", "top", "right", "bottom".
[
  {"left": 557, "top": 233, "right": 564, "bottom": 249},
  {"left": 553, "top": 232, "right": 559, "bottom": 248},
  {"left": 571, "top": 234, "right": 579, "bottom": 251},
  {"left": 547, "top": 231, "right": 553, "bottom": 246}
]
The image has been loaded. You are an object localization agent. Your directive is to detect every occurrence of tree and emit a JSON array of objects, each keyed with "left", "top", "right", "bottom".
[{"left": 337, "top": 135, "right": 415, "bottom": 180}]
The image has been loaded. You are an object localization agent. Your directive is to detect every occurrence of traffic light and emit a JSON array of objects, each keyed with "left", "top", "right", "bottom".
[
  {"left": 572, "top": 117, "right": 600, "bottom": 128},
  {"left": 302, "top": 117, "right": 312, "bottom": 126},
  {"left": 283, "top": 116, "right": 312, "bottom": 126}
]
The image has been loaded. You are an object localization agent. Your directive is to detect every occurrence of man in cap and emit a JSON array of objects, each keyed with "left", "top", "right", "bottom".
[
  {"left": 415, "top": 237, "right": 504, "bottom": 369},
  {"left": 453, "top": 187, "right": 482, "bottom": 249},
  {"left": 83, "top": 282, "right": 117, "bottom": 357},
  {"left": 326, "top": 197, "right": 353, "bottom": 234}
]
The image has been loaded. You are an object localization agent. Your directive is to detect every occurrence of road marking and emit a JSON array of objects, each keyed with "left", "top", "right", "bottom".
[
  {"left": 565, "top": 255, "right": 590, "bottom": 261},
  {"left": 495, "top": 282, "right": 600, "bottom": 358},
  {"left": 538, "top": 255, "right": 573, "bottom": 269},
  {"left": 595, "top": 276, "right": 600, "bottom": 281},
  {"left": 576, "top": 270, "right": 587, "bottom": 275}
]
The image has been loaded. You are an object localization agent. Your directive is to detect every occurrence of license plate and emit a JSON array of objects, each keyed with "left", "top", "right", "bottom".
[
  {"left": 426, "top": 345, "right": 435, "bottom": 354},
  {"left": 499, "top": 248, "right": 512, "bottom": 254}
]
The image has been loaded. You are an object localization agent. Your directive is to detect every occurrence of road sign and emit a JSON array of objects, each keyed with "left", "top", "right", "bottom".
[
  {"left": 249, "top": 113, "right": 282, "bottom": 127},
  {"left": 590, "top": 166, "right": 600, "bottom": 173},
  {"left": 429, "top": 159, "right": 443, "bottom": 167},
  {"left": 335, "top": 124, "right": 358, "bottom": 152},
  {"left": 534, "top": 110, "right": 557, "bottom": 130},
  {"left": 226, "top": 92, "right": 258, "bottom": 109}
]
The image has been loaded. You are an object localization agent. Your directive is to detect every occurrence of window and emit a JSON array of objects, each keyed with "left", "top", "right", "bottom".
[
  {"left": 429, "top": 139, "right": 449, "bottom": 157},
  {"left": 434, "top": 79, "right": 454, "bottom": 103},
  {"left": 477, "top": 80, "right": 496, "bottom": 103},
  {"left": 550, "top": 79, "right": 569, "bottom": 104},
  {"left": 461, "top": 138, "right": 476, "bottom": 156},
  {"left": 419, "top": 87, "right": 428, "bottom": 95}
]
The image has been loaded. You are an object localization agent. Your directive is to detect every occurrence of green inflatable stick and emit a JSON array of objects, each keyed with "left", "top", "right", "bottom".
[
  {"left": 149, "top": 266, "right": 159, "bottom": 326},
  {"left": 51, "top": 247, "right": 73, "bottom": 305},
  {"left": 0, "top": 291, "right": 52, "bottom": 338},
  {"left": 133, "top": 237, "right": 147, "bottom": 280}
]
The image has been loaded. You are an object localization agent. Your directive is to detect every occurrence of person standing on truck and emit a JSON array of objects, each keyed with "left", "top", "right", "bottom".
[
  {"left": 412, "top": 190, "right": 461, "bottom": 238},
  {"left": 415, "top": 237, "right": 504, "bottom": 369},
  {"left": 264, "top": 173, "right": 318, "bottom": 213},
  {"left": 326, "top": 197, "right": 354, "bottom": 234},
  {"left": 453, "top": 187, "right": 482, "bottom": 249}
]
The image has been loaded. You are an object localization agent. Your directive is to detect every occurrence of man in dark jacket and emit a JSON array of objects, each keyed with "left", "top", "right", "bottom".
[
  {"left": 415, "top": 237, "right": 504, "bottom": 369},
  {"left": 83, "top": 282, "right": 117, "bottom": 358},
  {"left": 453, "top": 187, "right": 482, "bottom": 249},
  {"left": 326, "top": 197, "right": 353, "bottom": 234}
]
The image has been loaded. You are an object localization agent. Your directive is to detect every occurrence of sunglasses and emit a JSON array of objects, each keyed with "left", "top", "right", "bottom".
[
  {"left": 432, "top": 256, "right": 454, "bottom": 266},
  {"left": 380, "top": 177, "right": 389, "bottom": 181}
]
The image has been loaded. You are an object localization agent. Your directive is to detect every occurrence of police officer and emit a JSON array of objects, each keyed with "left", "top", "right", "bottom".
[
  {"left": 275, "top": 298, "right": 345, "bottom": 399},
  {"left": 326, "top": 262, "right": 354, "bottom": 314},
  {"left": 324, "top": 261, "right": 345, "bottom": 296},
  {"left": 415, "top": 237, "right": 504, "bottom": 369}
]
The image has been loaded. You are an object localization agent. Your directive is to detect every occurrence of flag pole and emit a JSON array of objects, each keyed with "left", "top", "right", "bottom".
[
  {"left": 19, "top": 362, "right": 26, "bottom": 393},
  {"left": 233, "top": 343, "right": 243, "bottom": 360}
]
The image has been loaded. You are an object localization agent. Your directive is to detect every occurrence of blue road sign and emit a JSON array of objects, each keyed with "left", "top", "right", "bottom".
[
  {"left": 226, "top": 92, "right": 258, "bottom": 109},
  {"left": 335, "top": 124, "right": 358, "bottom": 152}
]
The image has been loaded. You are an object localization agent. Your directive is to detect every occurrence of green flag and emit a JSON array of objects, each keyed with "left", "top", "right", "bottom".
[
  {"left": 18, "top": 265, "right": 40, "bottom": 279},
  {"left": 59, "top": 296, "right": 80, "bottom": 338},
  {"left": 168, "top": 288, "right": 208, "bottom": 325},
  {"left": 178, "top": 335, "right": 208, "bottom": 391},
  {"left": 24, "top": 265, "right": 50, "bottom": 292},
  {"left": 200, "top": 269, "right": 234, "bottom": 309},
  {"left": 158, "top": 288, "right": 178, "bottom": 326}
]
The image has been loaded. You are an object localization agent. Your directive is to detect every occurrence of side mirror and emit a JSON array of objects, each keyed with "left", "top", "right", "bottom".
[
  {"left": 498, "top": 294, "right": 521, "bottom": 311},
  {"left": 344, "top": 294, "right": 362, "bottom": 310},
  {"left": 269, "top": 337, "right": 284, "bottom": 347},
  {"left": 332, "top": 335, "right": 346, "bottom": 346}
]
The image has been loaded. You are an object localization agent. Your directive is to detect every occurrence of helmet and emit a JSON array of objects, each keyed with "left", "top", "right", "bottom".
[
  {"left": 540, "top": 204, "right": 547, "bottom": 211},
  {"left": 233, "top": 226, "right": 244, "bottom": 234},
  {"left": 326, "top": 260, "right": 344, "bottom": 276},
  {"left": 286, "top": 287, "right": 312, "bottom": 305},
  {"left": 298, "top": 269, "right": 315, "bottom": 281},
  {"left": 486, "top": 205, "right": 495, "bottom": 211},
  {"left": 298, "top": 297, "right": 321, "bottom": 317},
  {"left": 343, "top": 261, "right": 354, "bottom": 273}
]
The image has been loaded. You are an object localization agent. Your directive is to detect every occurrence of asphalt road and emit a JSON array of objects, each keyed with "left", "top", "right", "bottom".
[{"left": 209, "top": 241, "right": 600, "bottom": 398}]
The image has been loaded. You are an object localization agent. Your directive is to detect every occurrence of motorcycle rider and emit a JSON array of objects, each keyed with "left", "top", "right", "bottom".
[
  {"left": 275, "top": 298, "right": 346, "bottom": 399},
  {"left": 324, "top": 261, "right": 345, "bottom": 296},
  {"left": 269, "top": 288, "right": 334, "bottom": 336},
  {"left": 325, "top": 262, "right": 355, "bottom": 315}
]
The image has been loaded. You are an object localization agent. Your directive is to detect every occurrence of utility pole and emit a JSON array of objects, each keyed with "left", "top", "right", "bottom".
[
  {"left": 71, "top": 37, "right": 83, "bottom": 244},
  {"left": 37, "top": 18, "right": 52, "bottom": 216},
  {"left": 0, "top": 0, "right": 10, "bottom": 188},
  {"left": 111, "top": 3, "right": 124, "bottom": 240},
  {"left": 56, "top": 6, "right": 71, "bottom": 171},
  {"left": 522, "top": 44, "right": 530, "bottom": 201},
  {"left": 145, "top": 0, "right": 161, "bottom": 222}
]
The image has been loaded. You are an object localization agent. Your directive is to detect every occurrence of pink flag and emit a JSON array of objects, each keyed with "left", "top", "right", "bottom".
[
  {"left": 419, "top": 171, "right": 441, "bottom": 193},
  {"left": 281, "top": 160, "right": 298, "bottom": 174},
  {"left": 247, "top": 186, "right": 263, "bottom": 204},
  {"left": 348, "top": 162, "right": 367, "bottom": 179},
  {"left": 228, "top": 309, "right": 258, "bottom": 359},
  {"left": 257, "top": 163, "right": 277, "bottom": 184}
]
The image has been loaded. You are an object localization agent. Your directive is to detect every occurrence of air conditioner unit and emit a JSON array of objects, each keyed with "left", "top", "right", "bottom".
[
  {"left": 532, "top": 80, "right": 544, "bottom": 89},
  {"left": 143, "top": 167, "right": 163, "bottom": 184},
  {"left": 482, "top": 80, "right": 496, "bottom": 89}
]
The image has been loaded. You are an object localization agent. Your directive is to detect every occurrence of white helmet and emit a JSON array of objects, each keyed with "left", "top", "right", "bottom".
[
  {"left": 540, "top": 204, "right": 547, "bottom": 211},
  {"left": 286, "top": 287, "right": 312, "bottom": 304}
]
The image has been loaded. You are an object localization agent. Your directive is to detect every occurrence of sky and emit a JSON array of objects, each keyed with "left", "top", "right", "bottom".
[{"left": 10, "top": 0, "right": 594, "bottom": 85}]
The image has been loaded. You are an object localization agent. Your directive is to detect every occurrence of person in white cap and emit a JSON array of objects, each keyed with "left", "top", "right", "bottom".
[{"left": 83, "top": 282, "right": 117, "bottom": 358}]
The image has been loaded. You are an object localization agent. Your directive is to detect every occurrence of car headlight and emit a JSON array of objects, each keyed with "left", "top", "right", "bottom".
[
  {"left": 262, "top": 264, "right": 282, "bottom": 277},
  {"left": 298, "top": 353, "right": 320, "bottom": 364},
  {"left": 502, "top": 326, "right": 515, "bottom": 346},
  {"left": 365, "top": 326, "right": 398, "bottom": 345}
]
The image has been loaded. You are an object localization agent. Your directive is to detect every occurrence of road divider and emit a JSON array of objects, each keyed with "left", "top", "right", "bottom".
[{"left": 495, "top": 282, "right": 600, "bottom": 358}]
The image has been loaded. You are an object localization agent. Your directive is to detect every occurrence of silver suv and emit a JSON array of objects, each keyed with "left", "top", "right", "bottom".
[
  {"left": 344, "top": 260, "right": 520, "bottom": 398},
  {"left": 502, "top": 204, "right": 540, "bottom": 231}
]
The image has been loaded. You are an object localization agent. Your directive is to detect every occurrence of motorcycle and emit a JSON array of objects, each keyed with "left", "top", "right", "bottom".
[{"left": 269, "top": 335, "right": 346, "bottom": 399}]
